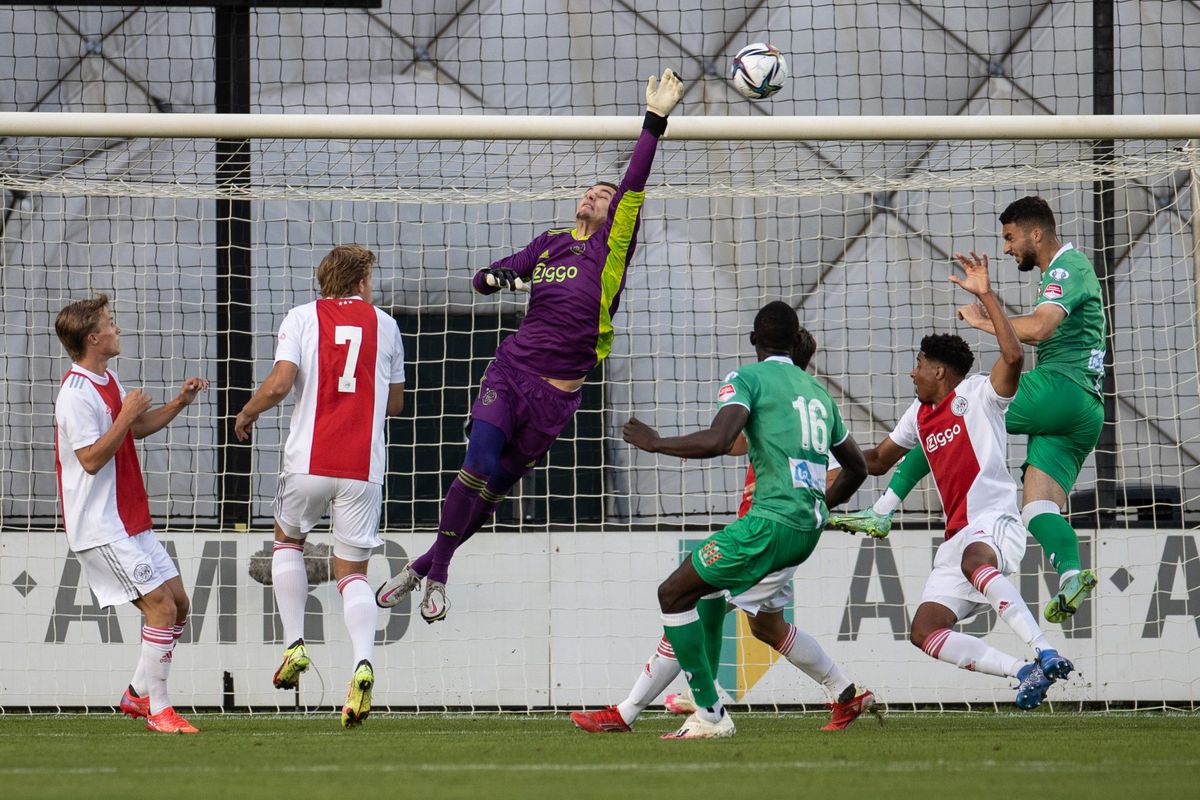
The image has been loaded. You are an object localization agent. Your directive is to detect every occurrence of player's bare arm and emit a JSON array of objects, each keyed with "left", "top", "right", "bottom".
[
  {"left": 73, "top": 387, "right": 152, "bottom": 474},
  {"left": 957, "top": 292, "right": 1064, "bottom": 344},
  {"left": 950, "top": 251, "right": 1023, "bottom": 397},
  {"left": 861, "top": 436, "right": 910, "bottom": 477},
  {"left": 387, "top": 383, "right": 406, "bottom": 416},
  {"left": 827, "top": 436, "right": 868, "bottom": 508},
  {"left": 132, "top": 377, "right": 210, "bottom": 439},
  {"left": 234, "top": 360, "right": 300, "bottom": 441},
  {"left": 623, "top": 404, "right": 749, "bottom": 459}
]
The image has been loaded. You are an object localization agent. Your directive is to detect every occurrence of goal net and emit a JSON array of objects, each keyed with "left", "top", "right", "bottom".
[{"left": 1, "top": 117, "right": 1198, "bottom": 711}]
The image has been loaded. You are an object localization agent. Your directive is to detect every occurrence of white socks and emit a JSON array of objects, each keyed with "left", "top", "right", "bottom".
[
  {"left": 338, "top": 574, "right": 377, "bottom": 668},
  {"left": 873, "top": 488, "right": 902, "bottom": 516},
  {"left": 139, "top": 625, "right": 175, "bottom": 714},
  {"left": 617, "top": 637, "right": 682, "bottom": 725},
  {"left": 776, "top": 623, "right": 853, "bottom": 699},
  {"left": 272, "top": 542, "right": 308, "bottom": 645},
  {"left": 970, "top": 565, "right": 1053, "bottom": 653},
  {"left": 921, "top": 627, "right": 1023, "bottom": 678}
]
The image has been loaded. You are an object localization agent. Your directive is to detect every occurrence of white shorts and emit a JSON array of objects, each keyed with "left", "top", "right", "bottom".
[
  {"left": 274, "top": 472, "right": 383, "bottom": 556},
  {"left": 76, "top": 530, "right": 179, "bottom": 609},
  {"left": 920, "top": 514, "right": 1027, "bottom": 621},
  {"left": 728, "top": 565, "right": 796, "bottom": 616}
]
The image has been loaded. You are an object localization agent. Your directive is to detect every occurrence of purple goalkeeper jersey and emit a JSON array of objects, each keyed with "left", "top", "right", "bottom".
[{"left": 471, "top": 129, "right": 660, "bottom": 380}]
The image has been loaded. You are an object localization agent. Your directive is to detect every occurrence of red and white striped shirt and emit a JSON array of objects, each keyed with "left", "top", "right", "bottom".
[
  {"left": 55, "top": 366, "right": 153, "bottom": 551},
  {"left": 889, "top": 374, "right": 1019, "bottom": 539},
  {"left": 275, "top": 297, "right": 405, "bottom": 484}
]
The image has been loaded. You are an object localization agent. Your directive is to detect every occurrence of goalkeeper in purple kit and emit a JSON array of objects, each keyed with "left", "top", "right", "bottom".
[{"left": 377, "top": 70, "right": 685, "bottom": 622}]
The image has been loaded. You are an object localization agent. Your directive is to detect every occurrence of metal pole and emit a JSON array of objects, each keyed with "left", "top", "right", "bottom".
[
  {"left": 215, "top": 5, "right": 253, "bottom": 528},
  {"left": 1191, "top": 140, "right": 1200, "bottom": 384},
  {"left": 1093, "top": 0, "right": 1119, "bottom": 522}
]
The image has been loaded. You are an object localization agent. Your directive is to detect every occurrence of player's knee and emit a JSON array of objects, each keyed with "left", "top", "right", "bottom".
[
  {"left": 143, "top": 588, "right": 177, "bottom": 622},
  {"left": 909, "top": 625, "right": 930, "bottom": 650},
  {"left": 748, "top": 611, "right": 784, "bottom": 644},
  {"left": 656, "top": 580, "right": 682, "bottom": 614},
  {"left": 173, "top": 592, "right": 190, "bottom": 622}
]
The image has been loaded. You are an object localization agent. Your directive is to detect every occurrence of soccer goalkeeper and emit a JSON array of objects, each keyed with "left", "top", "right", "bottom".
[
  {"left": 831, "top": 196, "right": 1104, "bottom": 624},
  {"left": 376, "top": 70, "right": 685, "bottom": 623}
]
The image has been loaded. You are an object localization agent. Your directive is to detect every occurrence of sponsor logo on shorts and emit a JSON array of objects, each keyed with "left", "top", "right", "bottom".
[
  {"left": 481, "top": 387, "right": 497, "bottom": 406},
  {"left": 717, "top": 384, "right": 736, "bottom": 402},
  {"left": 700, "top": 540, "right": 722, "bottom": 567},
  {"left": 440, "top": 530, "right": 458, "bottom": 538},
  {"left": 1043, "top": 283, "right": 1064, "bottom": 300},
  {"left": 132, "top": 563, "right": 154, "bottom": 583},
  {"left": 1049, "top": 268, "right": 1070, "bottom": 281},
  {"left": 951, "top": 396, "right": 969, "bottom": 416}
]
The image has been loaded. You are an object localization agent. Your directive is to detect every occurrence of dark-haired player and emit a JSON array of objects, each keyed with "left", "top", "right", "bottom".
[
  {"left": 618, "top": 301, "right": 869, "bottom": 738},
  {"left": 376, "top": 70, "right": 685, "bottom": 623},
  {"left": 853, "top": 252, "right": 1072, "bottom": 709},
  {"left": 834, "top": 196, "right": 1104, "bottom": 624},
  {"left": 570, "top": 324, "right": 878, "bottom": 735}
]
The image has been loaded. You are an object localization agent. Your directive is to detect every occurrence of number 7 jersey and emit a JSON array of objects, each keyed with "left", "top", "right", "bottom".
[
  {"left": 275, "top": 296, "right": 406, "bottom": 484},
  {"left": 716, "top": 355, "right": 848, "bottom": 529}
]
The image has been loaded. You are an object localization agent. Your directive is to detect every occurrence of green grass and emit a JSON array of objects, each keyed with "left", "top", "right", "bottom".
[{"left": 1, "top": 712, "right": 1197, "bottom": 800}]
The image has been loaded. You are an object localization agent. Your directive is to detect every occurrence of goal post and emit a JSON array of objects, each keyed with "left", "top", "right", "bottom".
[{"left": 2, "top": 114, "right": 1198, "bottom": 710}]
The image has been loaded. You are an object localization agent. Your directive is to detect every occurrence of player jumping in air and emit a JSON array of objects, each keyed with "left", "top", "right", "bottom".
[
  {"left": 54, "top": 294, "right": 208, "bottom": 733},
  {"left": 853, "top": 252, "right": 1073, "bottom": 709},
  {"left": 833, "top": 196, "right": 1105, "bottom": 624},
  {"left": 235, "top": 245, "right": 406, "bottom": 728},
  {"left": 570, "top": 326, "right": 879, "bottom": 734},
  {"left": 619, "top": 302, "right": 869, "bottom": 738},
  {"left": 375, "top": 70, "right": 685, "bottom": 622}
]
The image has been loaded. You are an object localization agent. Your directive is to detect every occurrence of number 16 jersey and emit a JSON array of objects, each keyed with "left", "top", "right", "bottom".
[
  {"left": 275, "top": 296, "right": 405, "bottom": 484},
  {"left": 716, "top": 355, "right": 848, "bottom": 530}
]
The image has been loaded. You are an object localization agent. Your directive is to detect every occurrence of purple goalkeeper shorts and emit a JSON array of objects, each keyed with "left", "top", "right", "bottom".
[{"left": 470, "top": 358, "right": 584, "bottom": 465}]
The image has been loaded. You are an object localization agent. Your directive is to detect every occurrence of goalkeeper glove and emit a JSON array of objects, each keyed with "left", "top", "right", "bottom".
[
  {"left": 482, "top": 267, "right": 524, "bottom": 291},
  {"left": 646, "top": 68, "right": 684, "bottom": 117}
]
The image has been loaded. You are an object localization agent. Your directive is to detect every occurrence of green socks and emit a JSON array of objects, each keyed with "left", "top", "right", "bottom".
[
  {"left": 887, "top": 446, "right": 931, "bottom": 500},
  {"left": 1026, "top": 509, "right": 1082, "bottom": 575},
  {"left": 662, "top": 610, "right": 721, "bottom": 709},
  {"left": 695, "top": 593, "right": 727, "bottom": 678}
]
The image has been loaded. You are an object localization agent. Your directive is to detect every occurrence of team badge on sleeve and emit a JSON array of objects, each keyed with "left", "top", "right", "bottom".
[
  {"left": 1049, "top": 268, "right": 1070, "bottom": 280},
  {"left": 717, "top": 384, "right": 736, "bottom": 402},
  {"left": 1043, "top": 283, "right": 1064, "bottom": 300}
]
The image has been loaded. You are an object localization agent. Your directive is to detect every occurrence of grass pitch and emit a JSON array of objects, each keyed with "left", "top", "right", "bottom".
[{"left": 1, "top": 711, "right": 1196, "bottom": 800}]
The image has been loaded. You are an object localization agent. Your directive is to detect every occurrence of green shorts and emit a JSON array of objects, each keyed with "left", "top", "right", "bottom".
[
  {"left": 690, "top": 514, "right": 821, "bottom": 597},
  {"left": 1006, "top": 367, "right": 1104, "bottom": 494}
]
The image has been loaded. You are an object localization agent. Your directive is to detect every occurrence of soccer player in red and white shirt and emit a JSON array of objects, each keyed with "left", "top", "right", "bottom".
[
  {"left": 54, "top": 294, "right": 208, "bottom": 734},
  {"left": 857, "top": 252, "right": 1073, "bottom": 710},
  {"left": 235, "top": 244, "right": 405, "bottom": 728}
]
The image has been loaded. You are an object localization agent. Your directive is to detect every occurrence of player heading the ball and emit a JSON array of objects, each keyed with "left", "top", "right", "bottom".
[
  {"left": 54, "top": 294, "right": 209, "bottom": 734},
  {"left": 375, "top": 69, "right": 685, "bottom": 624},
  {"left": 849, "top": 252, "right": 1073, "bottom": 710},
  {"left": 235, "top": 244, "right": 406, "bottom": 729}
]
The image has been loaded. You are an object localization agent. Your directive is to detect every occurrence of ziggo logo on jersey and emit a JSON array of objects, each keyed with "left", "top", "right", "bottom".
[
  {"left": 532, "top": 264, "right": 578, "bottom": 284},
  {"left": 925, "top": 423, "right": 962, "bottom": 452}
]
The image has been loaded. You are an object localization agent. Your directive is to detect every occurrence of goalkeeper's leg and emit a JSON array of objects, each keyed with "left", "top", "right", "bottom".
[{"left": 408, "top": 421, "right": 511, "bottom": 584}]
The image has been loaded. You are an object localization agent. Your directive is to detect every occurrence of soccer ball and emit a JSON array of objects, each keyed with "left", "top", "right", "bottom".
[{"left": 730, "top": 43, "right": 788, "bottom": 100}]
